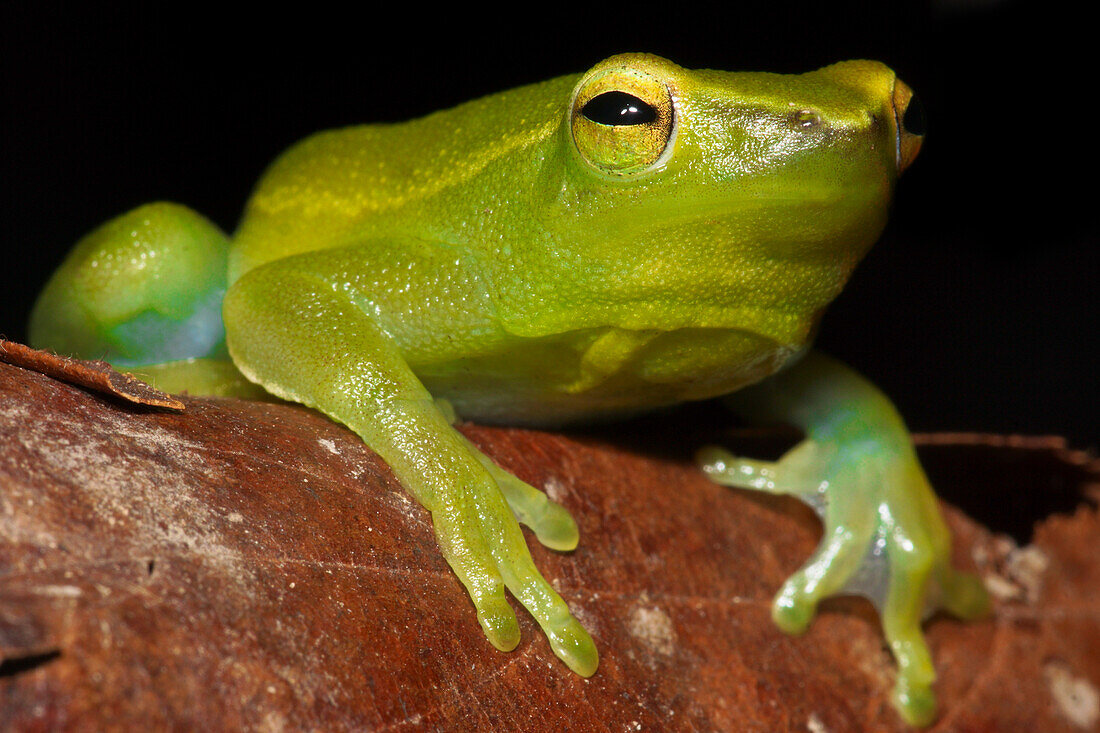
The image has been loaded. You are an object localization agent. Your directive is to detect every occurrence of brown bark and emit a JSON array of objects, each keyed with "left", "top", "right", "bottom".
[{"left": 1, "top": 358, "right": 1097, "bottom": 731}]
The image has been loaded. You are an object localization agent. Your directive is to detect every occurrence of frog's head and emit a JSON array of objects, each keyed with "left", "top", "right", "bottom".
[
  {"left": 567, "top": 53, "right": 923, "bottom": 185},
  {"left": 536, "top": 52, "right": 924, "bottom": 336}
]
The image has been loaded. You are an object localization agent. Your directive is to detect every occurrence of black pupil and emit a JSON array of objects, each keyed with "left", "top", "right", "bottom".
[
  {"left": 581, "top": 91, "right": 657, "bottom": 126},
  {"left": 902, "top": 94, "right": 926, "bottom": 136}
]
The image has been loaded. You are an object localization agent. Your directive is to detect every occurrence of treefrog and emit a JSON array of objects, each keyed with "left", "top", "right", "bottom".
[{"left": 29, "top": 53, "right": 989, "bottom": 726}]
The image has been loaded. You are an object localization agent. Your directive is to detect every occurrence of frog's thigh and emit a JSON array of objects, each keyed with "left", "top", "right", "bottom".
[
  {"left": 222, "top": 257, "right": 596, "bottom": 675},
  {"left": 29, "top": 202, "right": 229, "bottom": 366}
]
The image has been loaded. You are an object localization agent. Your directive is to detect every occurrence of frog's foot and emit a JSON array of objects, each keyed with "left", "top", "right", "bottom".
[
  {"left": 476, "top": 454, "right": 580, "bottom": 551},
  {"left": 698, "top": 439, "right": 989, "bottom": 727},
  {"left": 438, "top": 400, "right": 579, "bottom": 551},
  {"left": 427, "top": 449, "right": 597, "bottom": 676}
]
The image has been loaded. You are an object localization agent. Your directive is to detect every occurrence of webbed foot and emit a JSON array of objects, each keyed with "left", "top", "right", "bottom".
[
  {"left": 697, "top": 351, "right": 992, "bottom": 726},
  {"left": 699, "top": 437, "right": 988, "bottom": 726}
]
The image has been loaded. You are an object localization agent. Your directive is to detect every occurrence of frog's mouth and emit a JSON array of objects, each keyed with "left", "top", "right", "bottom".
[{"left": 892, "top": 78, "right": 925, "bottom": 173}]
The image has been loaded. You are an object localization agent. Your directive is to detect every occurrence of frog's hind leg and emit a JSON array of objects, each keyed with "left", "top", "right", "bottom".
[{"left": 28, "top": 202, "right": 256, "bottom": 397}]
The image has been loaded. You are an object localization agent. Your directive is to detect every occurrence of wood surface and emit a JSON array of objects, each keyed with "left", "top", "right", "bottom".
[{"left": 1, "top": 356, "right": 1098, "bottom": 731}]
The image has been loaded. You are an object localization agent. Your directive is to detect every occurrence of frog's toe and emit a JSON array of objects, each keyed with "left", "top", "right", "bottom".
[
  {"left": 431, "top": 502, "right": 521, "bottom": 652},
  {"left": 885, "top": 620, "right": 938, "bottom": 727},
  {"left": 771, "top": 520, "right": 876, "bottom": 634},
  {"left": 771, "top": 582, "right": 817, "bottom": 634},
  {"left": 475, "top": 593, "right": 522, "bottom": 652},
  {"left": 497, "top": 562, "right": 598, "bottom": 676},
  {"left": 894, "top": 677, "right": 938, "bottom": 728},
  {"left": 450, "top": 559, "right": 521, "bottom": 653},
  {"left": 696, "top": 442, "right": 826, "bottom": 497},
  {"left": 495, "top": 472, "right": 579, "bottom": 551},
  {"left": 469, "top": 441, "right": 580, "bottom": 551},
  {"left": 545, "top": 615, "right": 599, "bottom": 677},
  {"left": 528, "top": 502, "right": 580, "bottom": 552},
  {"left": 697, "top": 446, "right": 778, "bottom": 491},
  {"left": 881, "top": 534, "right": 941, "bottom": 726}
]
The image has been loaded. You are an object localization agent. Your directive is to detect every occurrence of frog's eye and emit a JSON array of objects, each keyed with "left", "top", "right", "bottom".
[
  {"left": 581, "top": 92, "right": 657, "bottom": 126},
  {"left": 901, "top": 93, "right": 926, "bottom": 136},
  {"left": 892, "top": 78, "right": 924, "bottom": 173},
  {"left": 570, "top": 69, "right": 675, "bottom": 176}
]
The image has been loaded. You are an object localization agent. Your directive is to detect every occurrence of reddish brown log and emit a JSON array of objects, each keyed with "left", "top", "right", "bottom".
[{"left": 1, "top": 359, "right": 1097, "bottom": 731}]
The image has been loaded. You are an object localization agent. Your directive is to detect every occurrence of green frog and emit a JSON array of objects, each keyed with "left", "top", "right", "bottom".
[{"left": 29, "top": 53, "right": 988, "bottom": 726}]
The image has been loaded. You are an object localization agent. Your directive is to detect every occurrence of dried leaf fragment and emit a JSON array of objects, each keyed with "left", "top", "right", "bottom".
[{"left": 0, "top": 339, "right": 184, "bottom": 410}]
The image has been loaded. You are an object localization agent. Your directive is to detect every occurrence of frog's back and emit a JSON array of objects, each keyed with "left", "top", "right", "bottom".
[{"left": 228, "top": 74, "right": 578, "bottom": 282}]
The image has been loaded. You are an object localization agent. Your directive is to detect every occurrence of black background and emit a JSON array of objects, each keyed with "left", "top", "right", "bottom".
[{"left": 2, "top": 3, "right": 1094, "bottom": 449}]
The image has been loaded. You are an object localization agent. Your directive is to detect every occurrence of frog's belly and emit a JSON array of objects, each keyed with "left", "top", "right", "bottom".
[{"left": 416, "top": 327, "right": 803, "bottom": 427}]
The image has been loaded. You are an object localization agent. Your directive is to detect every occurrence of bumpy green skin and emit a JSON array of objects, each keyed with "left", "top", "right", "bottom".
[{"left": 29, "top": 54, "right": 988, "bottom": 726}]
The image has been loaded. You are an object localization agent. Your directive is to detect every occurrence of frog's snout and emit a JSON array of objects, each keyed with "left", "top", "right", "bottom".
[{"left": 892, "top": 78, "right": 925, "bottom": 173}]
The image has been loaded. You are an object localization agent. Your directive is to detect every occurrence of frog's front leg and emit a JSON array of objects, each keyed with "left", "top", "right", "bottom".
[
  {"left": 697, "top": 351, "right": 989, "bottom": 726},
  {"left": 222, "top": 255, "right": 597, "bottom": 676}
]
